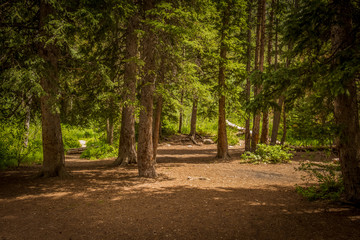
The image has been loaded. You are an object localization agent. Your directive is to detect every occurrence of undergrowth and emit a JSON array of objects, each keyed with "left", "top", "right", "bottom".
[
  {"left": 80, "top": 139, "right": 118, "bottom": 160},
  {"left": 295, "top": 161, "right": 344, "bottom": 201},
  {"left": 241, "top": 144, "right": 293, "bottom": 164}
]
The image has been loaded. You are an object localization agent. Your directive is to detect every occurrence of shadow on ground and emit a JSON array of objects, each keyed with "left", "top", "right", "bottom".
[
  {"left": 1, "top": 145, "right": 359, "bottom": 240},
  {"left": 1, "top": 181, "right": 359, "bottom": 240}
]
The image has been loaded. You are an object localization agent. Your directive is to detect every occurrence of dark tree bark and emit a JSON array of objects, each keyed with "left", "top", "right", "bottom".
[
  {"left": 190, "top": 95, "right": 198, "bottom": 138},
  {"left": 331, "top": 0, "right": 360, "bottom": 203},
  {"left": 106, "top": 118, "right": 114, "bottom": 145},
  {"left": 106, "top": 99, "right": 114, "bottom": 145},
  {"left": 270, "top": 0, "right": 281, "bottom": 146},
  {"left": 137, "top": 0, "right": 157, "bottom": 178},
  {"left": 260, "top": 112, "right": 269, "bottom": 144},
  {"left": 217, "top": 3, "right": 230, "bottom": 159},
  {"left": 23, "top": 97, "right": 31, "bottom": 148},
  {"left": 153, "top": 94, "right": 163, "bottom": 159},
  {"left": 260, "top": 0, "right": 274, "bottom": 145},
  {"left": 245, "top": 0, "right": 253, "bottom": 152},
  {"left": 251, "top": 0, "right": 266, "bottom": 152},
  {"left": 270, "top": 96, "right": 284, "bottom": 145},
  {"left": 279, "top": 0, "right": 298, "bottom": 146},
  {"left": 113, "top": 13, "right": 138, "bottom": 166},
  {"left": 280, "top": 102, "right": 286, "bottom": 145},
  {"left": 37, "top": 0, "right": 68, "bottom": 178},
  {"left": 178, "top": 90, "right": 184, "bottom": 134}
]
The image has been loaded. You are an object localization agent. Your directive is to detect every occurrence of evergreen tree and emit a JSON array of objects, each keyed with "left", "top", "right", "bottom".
[{"left": 113, "top": 3, "right": 139, "bottom": 166}]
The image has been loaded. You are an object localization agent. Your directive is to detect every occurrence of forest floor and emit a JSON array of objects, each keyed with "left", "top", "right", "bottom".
[{"left": 1, "top": 136, "right": 360, "bottom": 240}]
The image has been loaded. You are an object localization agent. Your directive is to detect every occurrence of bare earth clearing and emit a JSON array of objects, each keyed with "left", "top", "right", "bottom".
[{"left": 1, "top": 140, "right": 360, "bottom": 240}]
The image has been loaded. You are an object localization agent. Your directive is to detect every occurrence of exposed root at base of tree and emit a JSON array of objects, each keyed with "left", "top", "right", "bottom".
[
  {"left": 188, "top": 135, "right": 200, "bottom": 145},
  {"left": 35, "top": 167, "right": 72, "bottom": 179},
  {"left": 215, "top": 153, "right": 231, "bottom": 160},
  {"left": 111, "top": 156, "right": 137, "bottom": 167},
  {"left": 138, "top": 167, "right": 158, "bottom": 178}
]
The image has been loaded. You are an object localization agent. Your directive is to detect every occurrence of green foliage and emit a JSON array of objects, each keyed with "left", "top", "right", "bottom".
[
  {"left": 227, "top": 131, "right": 239, "bottom": 146},
  {"left": 80, "top": 139, "right": 117, "bottom": 160},
  {"left": 0, "top": 121, "right": 43, "bottom": 169},
  {"left": 63, "top": 135, "right": 81, "bottom": 152},
  {"left": 295, "top": 161, "right": 344, "bottom": 201},
  {"left": 241, "top": 144, "right": 293, "bottom": 164},
  {"left": 196, "top": 118, "right": 217, "bottom": 136},
  {"left": 62, "top": 124, "right": 98, "bottom": 152}
]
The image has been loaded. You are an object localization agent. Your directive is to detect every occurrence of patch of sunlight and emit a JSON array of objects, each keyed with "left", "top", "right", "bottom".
[
  {"left": 348, "top": 215, "right": 360, "bottom": 221},
  {"left": 15, "top": 192, "right": 72, "bottom": 200},
  {"left": 2, "top": 215, "right": 18, "bottom": 220}
]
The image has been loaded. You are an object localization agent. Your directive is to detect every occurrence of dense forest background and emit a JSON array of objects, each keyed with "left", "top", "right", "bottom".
[{"left": 1, "top": 0, "right": 359, "bottom": 202}]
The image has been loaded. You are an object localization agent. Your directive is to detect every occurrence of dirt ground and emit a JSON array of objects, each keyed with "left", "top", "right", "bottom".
[{"left": 1, "top": 139, "right": 360, "bottom": 240}]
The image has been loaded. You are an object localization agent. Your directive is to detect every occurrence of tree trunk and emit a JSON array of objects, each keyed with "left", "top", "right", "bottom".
[
  {"left": 260, "top": 112, "right": 269, "bottom": 144},
  {"left": 274, "top": 0, "right": 278, "bottom": 70},
  {"left": 331, "top": 0, "right": 360, "bottom": 203},
  {"left": 258, "top": 0, "right": 267, "bottom": 144},
  {"left": 113, "top": 13, "right": 138, "bottom": 166},
  {"left": 270, "top": 96, "right": 284, "bottom": 145},
  {"left": 190, "top": 96, "right": 198, "bottom": 138},
  {"left": 217, "top": 3, "right": 230, "bottom": 159},
  {"left": 260, "top": 0, "right": 274, "bottom": 145},
  {"left": 251, "top": 93, "right": 261, "bottom": 152},
  {"left": 280, "top": 102, "right": 286, "bottom": 145},
  {"left": 137, "top": 0, "right": 157, "bottom": 178},
  {"left": 335, "top": 81, "right": 360, "bottom": 203},
  {"left": 270, "top": 2, "right": 281, "bottom": 145},
  {"left": 245, "top": 0, "right": 253, "bottom": 152},
  {"left": 251, "top": 0, "right": 266, "bottom": 152},
  {"left": 106, "top": 116, "right": 114, "bottom": 145},
  {"left": 153, "top": 95, "right": 163, "bottom": 159},
  {"left": 37, "top": 0, "right": 68, "bottom": 178},
  {"left": 178, "top": 90, "right": 184, "bottom": 133},
  {"left": 23, "top": 97, "right": 31, "bottom": 148}
]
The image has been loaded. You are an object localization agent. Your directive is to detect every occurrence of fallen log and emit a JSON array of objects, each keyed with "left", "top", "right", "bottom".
[
  {"left": 226, "top": 120, "right": 252, "bottom": 135},
  {"left": 67, "top": 147, "right": 87, "bottom": 155},
  {"left": 226, "top": 120, "right": 245, "bottom": 131}
]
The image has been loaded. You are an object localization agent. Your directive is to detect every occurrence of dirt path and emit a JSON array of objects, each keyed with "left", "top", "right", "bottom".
[{"left": 1, "top": 143, "right": 360, "bottom": 240}]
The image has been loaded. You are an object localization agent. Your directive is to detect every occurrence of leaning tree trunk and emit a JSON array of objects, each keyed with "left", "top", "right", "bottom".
[
  {"left": 137, "top": 0, "right": 157, "bottom": 178},
  {"left": 113, "top": 13, "right": 138, "bottom": 166},
  {"left": 216, "top": 3, "right": 230, "bottom": 159},
  {"left": 37, "top": 0, "right": 68, "bottom": 178},
  {"left": 331, "top": 0, "right": 360, "bottom": 203}
]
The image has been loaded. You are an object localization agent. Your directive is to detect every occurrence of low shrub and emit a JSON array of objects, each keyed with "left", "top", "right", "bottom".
[
  {"left": 241, "top": 144, "right": 293, "bottom": 164},
  {"left": 80, "top": 140, "right": 117, "bottom": 160},
  {"left": 0, "top": 121, "right": 43, "bottom": 168},
  {"left": 295, "top": 161, "right": 343, "bottom": 201},
  {"left": 63, "top": 135, "right": 81, "bottom": 152}
]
